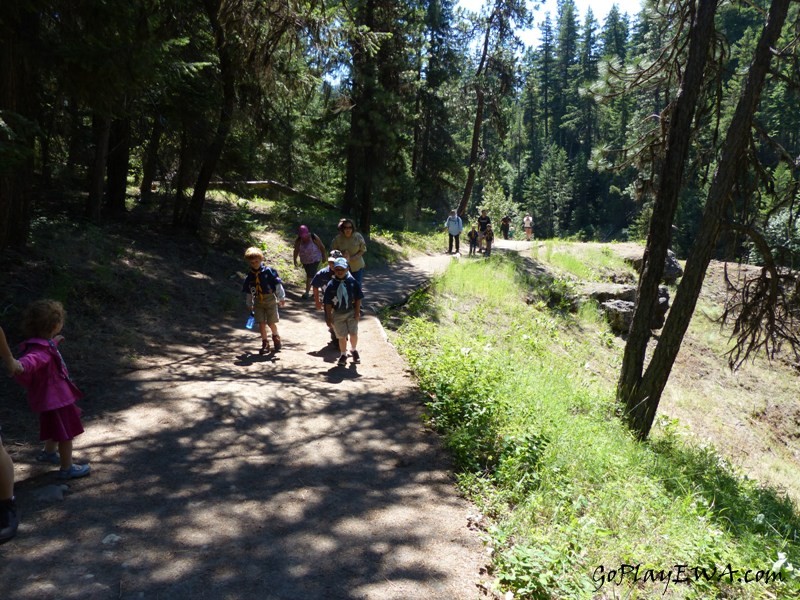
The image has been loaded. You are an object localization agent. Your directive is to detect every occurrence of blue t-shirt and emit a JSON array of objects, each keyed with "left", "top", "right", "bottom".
[
  {"left": 242, "top": 264, "right": 282, "bottom": 298},
  {"left": 323, "top": 274, "right": 364, "bottom": 312},
  {"left": 310, "top": 265, "right": 335, "bottom": 289}
]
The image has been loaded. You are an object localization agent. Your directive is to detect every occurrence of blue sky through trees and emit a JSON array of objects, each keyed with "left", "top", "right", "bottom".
[{"left": 458, "top": 0, "right": 643, "bottom": 47}]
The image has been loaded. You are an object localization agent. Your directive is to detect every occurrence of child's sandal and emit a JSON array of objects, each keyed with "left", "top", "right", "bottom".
[{"left": 272, "top": 334, "right": 282, "bottom": 351}]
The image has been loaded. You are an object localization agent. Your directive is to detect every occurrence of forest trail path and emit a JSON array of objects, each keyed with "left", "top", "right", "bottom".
[{"left": 2, "top": 252, "right": 489, "bottom": 600}]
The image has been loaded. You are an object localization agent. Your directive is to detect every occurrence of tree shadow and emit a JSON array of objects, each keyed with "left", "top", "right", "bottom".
[
  {"left": 0, "top": 205, "right": 480, "bottom": 598},
  {"left": 648, "top": 432, "right": 800, "bottom": 565}
]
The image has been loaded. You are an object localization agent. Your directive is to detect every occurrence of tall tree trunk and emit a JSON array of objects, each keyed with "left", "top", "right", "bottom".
[
  {"left": 457, "top": 88, "right": 485, "bottom": 216},
  {"left": 0, "top": 6, "right": 37, "bottom": 249},
  {"left": 172, "top": 129, "right": 191, "bottom": 226},
  {"left": 456, "top": 6, "right": 496, "bottom": 217},
  {"left": 85, "top": 112, "right": 112, "bottom": 222},
  {"left": 184, "top": 0, "right": 236, "bottom": 232},
  {"left": 619, "top": 0, "right": 791, "bottom": 439},
  {"left": 139, "top": 114, "right": 164, "bottom": 203},
  {"left": 106, "top": 117, "right": 131, "bottom": 216},
  {"left": 341, "top": 0, "right": 377, "bottom": 233},
  {"left": 65, "top": 103, "right": 83, "bottom": 180}
]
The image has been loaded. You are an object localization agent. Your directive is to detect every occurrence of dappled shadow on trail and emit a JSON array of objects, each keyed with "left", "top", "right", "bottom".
[
  {"left": 5, "top": 344, "right": 474, "bottom": 598},
  {"left": 1, "top": 243, "right": 479, "bottom": 599}
]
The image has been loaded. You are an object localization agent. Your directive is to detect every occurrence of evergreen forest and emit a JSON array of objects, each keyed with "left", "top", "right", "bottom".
[{"left": 2, "top": 0, "right": 799, "bottom": 269}]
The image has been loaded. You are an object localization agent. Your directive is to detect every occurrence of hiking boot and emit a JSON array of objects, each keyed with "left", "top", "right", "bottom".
[
  {"left": 259, "top": 339, "right": 270, "bottom": 355},
  {"left": 301, "top": 292, "right": 311, "bottom": 300},
  {"left": 351, "top": 350, "right": 360, "bottom": 364},
  {"left": 337, "top": 353, "right": 348, "bottom": 366},
  {"left": 0, "top": 500, "right": 18, "bottom": 545},
  {"left": 36, "top": 451, "right": 60, "bottom": 465},
  {"left": 272, "top": 334, "right": 282, "bottom": 351},
  {"left": 58, "top": 463, "right": 91, "bottom": 480}
]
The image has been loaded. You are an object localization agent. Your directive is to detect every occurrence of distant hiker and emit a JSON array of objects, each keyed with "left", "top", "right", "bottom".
[
  {"left": 12, "top": 300, "right": 91, "bottom": 481},
  {"left": 477, "top": 209, "right": 491, "bottom": 252},
  {"left": 312, "top": 249, "right": 344, "bottom": 344},
  {"left": 330, "top": 218, "right": 367, "bottom": 285},
  {"left": 484, "top": 224, "right": 495, "bottom": 257},
  {"left": 323, "top": 257, "right": 364, "bottom": 367},
  {"left": 0, "top": 325, "right": 22, "bottom": 544},
  {"left": 293, "top": 225, "right": 326, "bottom": 300},
  {"left": 500, "top": 215, "right": 511, "bottom": 240},
  {"left": 467, "top": 225, "right": 479, "bottom": 257},
  {"left": 243, "top": 247, "right": 286, "bottom": 354},
  {"left": 523, "top": 213, "right": 533, "bottom": 241},
  {"left": 444, "top": 209, "right": 463, "bottom": 254}
]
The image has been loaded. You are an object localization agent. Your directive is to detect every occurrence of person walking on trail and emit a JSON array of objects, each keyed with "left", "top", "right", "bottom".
[
  {"left": 1, "top": 325, "right": 22, "bottom": 544},
  {"left": 293, "top": 225, "right": 326, "bottom": 300},
  {"left": 467, "top": 225, "right": 479, "bottom": 256},
  {"left": 323, "top": 257, "right": 364, "bottom": 367},
  {"left": 500, "top": 215, "right": 511, "bottom": 240},
  {"left": 523, "top": 213, "right": 533, "bottom": 241},
  {"left": 483, "top": 224, "right": 495, "bottom": 257},
  {"left": 330, "top": 218, "right": 367, "bottom": 285},
  {"left": 311, "top": 249, "right": 343, "bottom": 344},
  {"left": 243, "top": 247, "right": 286, "bottom": 355},
  {"left": 477, "top": 209, "right": 491, "bottom": 253},
  {"left": 12, "top": 300, "right": 91, "bottom": 481},
  {"left": 444, "top": 209, "right": 463, "bottom": 254}
]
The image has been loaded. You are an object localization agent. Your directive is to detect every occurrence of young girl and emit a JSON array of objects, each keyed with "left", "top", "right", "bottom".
[
  {"left": 13, "top": 300, "right": 91, "bottom": 480},
  {"left": 293, "top": 225, "right": 326, "bottom": 299}
]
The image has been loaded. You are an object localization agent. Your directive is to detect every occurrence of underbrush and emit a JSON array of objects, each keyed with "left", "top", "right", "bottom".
[{"left": 395, "top": 256, "right": 799, "bottom": 599}]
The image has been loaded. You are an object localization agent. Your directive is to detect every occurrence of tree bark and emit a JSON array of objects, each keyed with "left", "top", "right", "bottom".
[
  {"left": 139, "top": 114, "right": 164, "bottom": 203},
  {"left": 85, "top": 112, "right": 112, "bottom": 222},
  {"left": 619, "top": 0, "right": 791, "bottom": 439},
  {"left": 184, "top": 0, "right": 236, "bottom": 232},
  {"left": 106, "top": 117, "right": 131, "bottom": 216},
  {"left": 457, "top": 6, "right": 496, "bottom": 217},
  {"left": 0, "top": 6, "right": 37, "bottom": 249}
]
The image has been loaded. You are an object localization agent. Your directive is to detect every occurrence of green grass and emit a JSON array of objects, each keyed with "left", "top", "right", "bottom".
[
  {"left": 534, "top": 240, "right": 638, "bottom": 282},
  {"left": 394, "top": 255, "right": 799, "bottom": 599}
]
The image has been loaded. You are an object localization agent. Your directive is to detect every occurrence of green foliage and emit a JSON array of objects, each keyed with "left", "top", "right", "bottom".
[
  {"left": 0, "top": 111, "right": 37, "bottom": 172},
  {"left": 472, "top": 175, "right": 522, "bottom": 232},
  {"left": 394, "top": 254, "right": 800, "bottom": 599}
]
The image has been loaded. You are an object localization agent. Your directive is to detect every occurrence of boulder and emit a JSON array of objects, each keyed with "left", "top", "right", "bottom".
[
  {"left": 626, "top": 249, "right": 684, "bottom": 284},
  {"left": 577, "top": 282, "right": 636, "bottom": 303},
  {"left": 600, "top": 286, "right": 670, "bottom": 333},
  {"left": 601, "top": 299, "right": 635, "bottom": 333}
]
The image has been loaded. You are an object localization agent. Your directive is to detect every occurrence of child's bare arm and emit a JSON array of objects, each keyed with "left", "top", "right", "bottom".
[{"left": 0, "top": 326, "right": 23, "bottom": 376}]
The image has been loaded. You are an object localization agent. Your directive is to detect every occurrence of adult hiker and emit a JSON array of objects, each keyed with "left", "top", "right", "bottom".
[
  {"left": 444, "top": 209, "right": 463, "bottom": 254},
  {"left": 330, "top": 218, "right": 367, "bottom": 285}
]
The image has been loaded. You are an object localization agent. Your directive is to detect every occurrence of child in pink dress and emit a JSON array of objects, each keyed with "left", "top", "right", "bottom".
[{"left": 13, "top": 300, "right": 90, "bottom": 480}]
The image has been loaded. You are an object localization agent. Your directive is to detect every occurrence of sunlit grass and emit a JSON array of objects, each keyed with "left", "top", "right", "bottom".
[
  {"left": 534, "top": 240, "right": 638, "bottom": 282},
  {"left": 395, "top": 255, "right": 800, "bottom": 599}
]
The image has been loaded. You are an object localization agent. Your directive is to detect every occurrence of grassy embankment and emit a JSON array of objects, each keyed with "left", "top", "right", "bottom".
[{"left": 392, "top": 249, "right": 799, "bottom": 599}]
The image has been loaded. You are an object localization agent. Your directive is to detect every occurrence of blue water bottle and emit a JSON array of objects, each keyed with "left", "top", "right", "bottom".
[{"left": 245, "top": 312, "right": 255, "bottom": 330}]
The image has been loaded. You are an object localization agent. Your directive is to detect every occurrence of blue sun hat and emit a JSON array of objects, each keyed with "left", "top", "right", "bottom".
[{"left": 333, "top": 257, "right": 349, "bottom": 269}]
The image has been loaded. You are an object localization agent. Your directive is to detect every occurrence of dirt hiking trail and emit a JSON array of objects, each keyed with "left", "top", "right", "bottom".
[{"left": 1, "top": 252, "right": 491, "bottom": 600}]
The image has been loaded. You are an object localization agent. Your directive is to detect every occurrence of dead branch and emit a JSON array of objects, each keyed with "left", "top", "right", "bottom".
[{"left": 721, "top": 223, "right": 800, "bottom": 369}]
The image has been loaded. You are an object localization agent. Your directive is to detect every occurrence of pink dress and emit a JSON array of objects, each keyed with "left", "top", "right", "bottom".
[{"left": 14, "top": 338, "right": 84, "bottom": 441}]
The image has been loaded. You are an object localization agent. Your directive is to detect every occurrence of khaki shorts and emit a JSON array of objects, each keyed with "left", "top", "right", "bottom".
[
  {"left": 331, "top": 309, "right": 358, "bottom": 338},
  {"left": 253, "top": 294, "right": 279, "bottom": 325}
]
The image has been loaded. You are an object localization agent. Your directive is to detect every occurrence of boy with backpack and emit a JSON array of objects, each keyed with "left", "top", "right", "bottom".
[
  {"left": 242, "top": 247, "right": 286, "bottom": 354},
  {"left": 323, "top": 257, "right": 364, "bottom": 366}
]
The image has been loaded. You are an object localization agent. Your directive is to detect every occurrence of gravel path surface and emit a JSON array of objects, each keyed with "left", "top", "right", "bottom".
[{"left": 2, "top": 253, "right": 488, "bottom": 600}]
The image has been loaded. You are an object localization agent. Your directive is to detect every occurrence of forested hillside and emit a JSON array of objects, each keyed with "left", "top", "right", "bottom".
[{"left": 2, "top": 0, "right": 799, "bottom": 267}]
